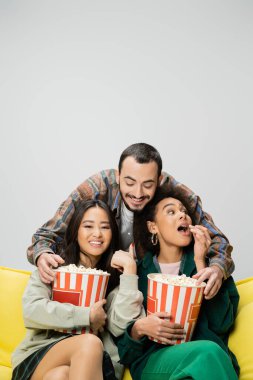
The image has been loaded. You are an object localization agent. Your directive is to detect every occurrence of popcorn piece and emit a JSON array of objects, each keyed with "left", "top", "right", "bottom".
[
  {"left": 150, "top": 273, "right": 205, "bottom": 287},
  {"left": 54, "top": 264, "right": 108, "bottom": 275}
]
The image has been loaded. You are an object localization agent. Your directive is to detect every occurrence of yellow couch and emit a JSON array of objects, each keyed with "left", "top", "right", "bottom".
[{"left": 1, "top": 266, "right": 253, "bottom": 380}]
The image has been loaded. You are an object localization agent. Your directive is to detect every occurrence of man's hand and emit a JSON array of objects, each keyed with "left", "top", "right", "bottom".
[
  {"left": 89, "top": 299, "right": 107, "bottom": 334},
  {"left": 131, "top": 312, "right": 185, "bottom": 345},
  {"left": 37, "top": 252, "right": 65, "bottom": 284},
  {"left": 193, "top": 266, "right": 224, "bottom": 299}
]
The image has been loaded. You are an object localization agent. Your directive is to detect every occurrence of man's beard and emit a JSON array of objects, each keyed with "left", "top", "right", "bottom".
[{"left": 123, "top": 193, "right": 150, "bottom": 213}]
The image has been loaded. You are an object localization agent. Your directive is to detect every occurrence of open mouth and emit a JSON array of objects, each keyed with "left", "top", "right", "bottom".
[{"left": 177, "top": 225, "right": 190, "bottom": 234}]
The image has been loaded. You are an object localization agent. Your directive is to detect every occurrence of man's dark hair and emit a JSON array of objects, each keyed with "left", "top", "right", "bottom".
[
  {"left": 61, "top": 199, "right": 120, "bottom": 295},
  {"left": 118, "top": 143, "right": 163, "bottom": 177}
]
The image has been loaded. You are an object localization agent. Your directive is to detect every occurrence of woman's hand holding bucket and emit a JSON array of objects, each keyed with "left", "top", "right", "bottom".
[{"left": 130, "top": 312, "right": 185, "bottom": 345}]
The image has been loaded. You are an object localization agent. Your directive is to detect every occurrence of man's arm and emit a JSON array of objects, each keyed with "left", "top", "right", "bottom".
[
  {"left": 160, "top": 172, "right": 235, "bottom": 279},
  {"left": 27, "top": 169, "right": 118, "bottom": 279},
  {"left": 27, "top": 189, "right": 81, "bottom": 265}
]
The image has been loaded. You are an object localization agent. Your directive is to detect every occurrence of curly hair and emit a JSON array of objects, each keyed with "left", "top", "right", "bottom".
[{"left": 133, "top": 188, "right": 195, "bottom": 258}]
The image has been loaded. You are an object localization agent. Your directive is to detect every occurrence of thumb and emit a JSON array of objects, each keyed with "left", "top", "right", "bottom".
[
  {"left": 54, "top": 255, "right": 65, "bottom": 264},
  {"left": 129, "top": 243, "right": 135, "bottom": 259},
  {"left": 94, "top": 299, "right": 107, "bottom": 308},
  {"left": 155, "top": 311, "right": 171, "bottom": 319}
]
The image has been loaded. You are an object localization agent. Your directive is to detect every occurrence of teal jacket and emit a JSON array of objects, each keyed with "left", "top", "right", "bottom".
[{"left": 117, "top": 249, "right": 240, "bottom": 380}]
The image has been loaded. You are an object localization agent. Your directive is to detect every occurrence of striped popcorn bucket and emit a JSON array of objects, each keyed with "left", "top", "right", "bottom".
[
  {"left": 52, "top": 270, "right": 110, "bottom": 334},
  {"left": 147, "top": 274, "right": 205, "bottom": 345}
]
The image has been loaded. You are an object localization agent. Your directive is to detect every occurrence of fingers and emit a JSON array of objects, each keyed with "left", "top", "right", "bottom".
[
  {"left": 193, "top": 268, "right": 210, "bottom": 284},
  {"left": 96, "top": 299, "right": 107, "bottom": 307},
  {"left": 37, "top": 253, "right": 65, "bottom": 284},
  {"left": 192, "top": 268, "right": 205, "bottom": 279},
  {"left": 158, "top": 326, "right": 185, "bottom": 335},
  {"left": 190, "top": 225, "right": 209, "bottom": 236},
  {"left": 37, "top": 256, "right": 55, "bottom": 283},
  {"left": 159, "top": 337, "right": 175, "bottom": 345},
  {"left": 193, "top": 267, "right": 223, "bottom": 299},
  {"left": 203, "top": 267, "right": 223, "bottom": 299},
  {"left": 38, "top": 253, "right": 63, "bottom": 268},
  {"left": 152, "top": 318, "right": 185, "bottom": 343},
  {"left": 110, "top": 262, "right": 123, "bottom": 271},
  {"left": 53, "top": 255, "right": 65, "bottom": 264},
  {"left": 128, "top": 243, "right": 135, "bottom": 259},
  {"left": 190, "top": 225, "right": 211, "bottom": 245},
  {"left": 46, "top": 254, "right": 64, "bottom": 268},
  {"left": 110, "top": 255, "right": 124, "bottom": 272},
  {"left": 111, "top": 249, "right": 136, "bottom": 274},
  {"left": 138, "top": 314, "right": 185, "bottom": 344},
  {"left": 190, "top": 225, "right": 211, "bottom": 266},
  {"left": 38, "top": 266, "right": 53, "bottom": 284},
  {"left": 152, "top": 313, "right": 184, "bottom": 331},
  {"left": 154, "top": 311, "right": 171, "bottom": 319},
  {"left": 158, "top": 332, "right": 185, "bottom": 345},
  {"left": 90, "top": 299, "right": 107, "bottom": 331},
  {"left": 204, "top": 281, "right": 220, "bottom": 299},
  {"left": 190, "top": 225, "right": 210, "bottom": 240}
]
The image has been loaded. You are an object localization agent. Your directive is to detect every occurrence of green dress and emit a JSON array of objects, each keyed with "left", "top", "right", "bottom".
[{"left": 117, "top": 248, "right": 240, "bottom": 380}]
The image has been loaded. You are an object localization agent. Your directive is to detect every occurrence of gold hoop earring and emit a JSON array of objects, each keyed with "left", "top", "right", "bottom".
[{"left": 151, "top": 233, "right": 158, "bottom": 246}]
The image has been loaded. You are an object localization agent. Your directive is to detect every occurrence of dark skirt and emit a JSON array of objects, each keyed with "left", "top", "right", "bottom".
[{"left": 12, "top": 337, "right": 117, "bottom": 380}]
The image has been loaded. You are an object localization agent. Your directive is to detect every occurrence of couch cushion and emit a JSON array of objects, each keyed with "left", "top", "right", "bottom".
[
  {"left": 235, "top": 277, "right": 253, "bottom": 311},
  {"left": 0, "top": 267, "right": 31, "bottom": 369},
  {"left": 0, "top": 366, "right": 12, "bottom": 380},
  {"left": 229, "top": 302, "right": 253, "bottom": 380},
  {"left": 228, "top": 277, "right": 253, "bottom": 380}
]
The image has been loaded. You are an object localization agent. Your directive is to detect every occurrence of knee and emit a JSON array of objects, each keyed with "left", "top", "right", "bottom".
[
  {"left": 79, "top": 333, "right": 103, "bottom": 350},
  {"left": 74, "top": 334, "right": 103, "bottom": 357},
  {"left": 192, "top": 340, "right": 227, "bottom": 362},
  {"left": 183, "top": 340, "right": 225, "bottom": 362},
  {"left": 198, "top": 340, "right": 223, "bottom": 355}
]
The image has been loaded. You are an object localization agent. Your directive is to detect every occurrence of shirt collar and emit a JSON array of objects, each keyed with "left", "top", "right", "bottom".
[{"left": 138, "top": 246, "right": 196, "bottom": 276}]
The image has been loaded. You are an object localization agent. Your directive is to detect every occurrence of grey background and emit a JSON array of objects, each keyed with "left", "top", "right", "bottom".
[{"left": 0, "top": 0, "right": 252, "bottom": 280}]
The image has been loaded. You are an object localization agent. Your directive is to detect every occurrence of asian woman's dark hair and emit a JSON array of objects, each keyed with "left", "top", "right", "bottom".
[
  {"left": 61, "top": 199, "right": 120, "bottom": 295},
  {"left": 134, "top": 188, "right": 195, "bottom": 258}
]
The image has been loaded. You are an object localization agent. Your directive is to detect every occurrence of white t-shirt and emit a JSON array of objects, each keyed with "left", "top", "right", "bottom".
[
  {"left": 159, "top": 261, "right": 181, "bottom": 275},
  {"left": 119, "top": 202, "right": 134, "bottom": 251}
]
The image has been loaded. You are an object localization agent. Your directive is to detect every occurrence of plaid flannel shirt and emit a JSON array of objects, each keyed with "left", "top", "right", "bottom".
[{"left": 27, "top": 169, "right": 234, "bottom": 278}]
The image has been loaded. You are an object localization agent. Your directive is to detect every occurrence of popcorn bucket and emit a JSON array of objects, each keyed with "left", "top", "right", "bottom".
[
  {"left": 147, "top": 274, "right": 205, "bottom": 344},
  {"left": 52, "top": 270, "right": 110, "bottom": 334}
]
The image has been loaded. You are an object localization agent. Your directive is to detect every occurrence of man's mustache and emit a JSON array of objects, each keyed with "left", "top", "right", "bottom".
[{"left": 126, "top": 194, "right": 150, "bottom": 201}]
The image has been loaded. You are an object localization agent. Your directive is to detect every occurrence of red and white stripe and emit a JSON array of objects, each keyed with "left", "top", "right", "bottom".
[
  {"left": 147, "top": 277, "right": 204, "bottom": 345},
  {"left": 52, "top": 272, "right": 109, "bottom": 335}
]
